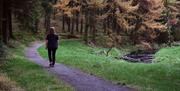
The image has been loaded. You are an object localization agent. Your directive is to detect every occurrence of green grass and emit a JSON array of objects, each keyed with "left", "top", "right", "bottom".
[
  {"left": 38, "top": 40, "right": 180, "bottom": 91},
  {"left": 0, "top": 44, "right": 74, "bottom": 91}
]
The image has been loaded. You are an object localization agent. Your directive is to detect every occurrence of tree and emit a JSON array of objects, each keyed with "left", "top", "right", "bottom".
[
  {"left": 0, "top": 0, "right": 3, "bottom": 41},
  {"left": 0, "top": 0, "right": 43, "bottom": 44},
  {"left": 1, "top": 0, "right": 11, "bottom": 44},
  {"left": 42, "top": 0, "right": 53, "bottom": 32},
  {"left": 54, "top": 0, "right": 168, "bottom": 47},
  {"left": 115, "top": 0, "right": 166, "bottom": 43}
]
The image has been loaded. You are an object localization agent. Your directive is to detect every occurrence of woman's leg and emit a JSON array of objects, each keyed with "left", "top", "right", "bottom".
[
  {"left": 52, "top": 48, "right": 57, "bottom": 65},
  {"left": 48, "top": 48, "right": 52, "bottom": 64}
]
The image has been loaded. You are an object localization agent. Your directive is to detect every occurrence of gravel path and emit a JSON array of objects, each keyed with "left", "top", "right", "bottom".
[{"left": 25, "top": 41, "right": 136, "bottom": 91}]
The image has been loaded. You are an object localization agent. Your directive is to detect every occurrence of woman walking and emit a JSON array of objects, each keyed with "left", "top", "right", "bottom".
[{"left": 46, "top": 27, "right": 59, "bottom": 67}]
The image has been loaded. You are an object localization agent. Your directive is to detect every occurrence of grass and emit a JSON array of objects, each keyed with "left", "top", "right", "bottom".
[
  {"left": 0, "top": 43, "right": 74, "bottom": 91},
  {"left": 38, "top": 40, "right": 180, "bottom": 91},
  {"left": 0, "top": 73, "right": 24, "bottom": 91}
]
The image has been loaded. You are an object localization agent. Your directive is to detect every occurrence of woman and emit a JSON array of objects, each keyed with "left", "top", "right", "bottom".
[{"left": 46, "top": 27, "right": 59, "bottom": 67}]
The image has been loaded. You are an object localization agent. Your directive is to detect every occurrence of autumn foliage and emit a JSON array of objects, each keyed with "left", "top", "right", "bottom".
[{"left": 54, "top": 0, "right": 179, "bottom": 47}]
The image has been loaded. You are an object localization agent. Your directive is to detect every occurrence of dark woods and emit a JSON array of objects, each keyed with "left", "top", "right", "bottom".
[
  {"left": 0, "top": 0, "right": 13, "bottom": 44},
  {"left": 0, "top": 0, "right": 56, "bottom": 44},
  {"left": 0, "top": 0, "right": 180, "bottom": 47}
]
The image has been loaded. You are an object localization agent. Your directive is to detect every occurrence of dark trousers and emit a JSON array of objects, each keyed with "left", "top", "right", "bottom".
[{"left": 48, "top": 48, "right": 57, "bottom": 65}]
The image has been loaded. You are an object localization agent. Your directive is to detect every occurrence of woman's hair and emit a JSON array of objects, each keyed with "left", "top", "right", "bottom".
[{"left": 49, "top": 27, "right": 56, "bottom": 34}]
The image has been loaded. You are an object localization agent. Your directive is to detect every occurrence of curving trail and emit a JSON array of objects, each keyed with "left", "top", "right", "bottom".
[{"left": 25, "top": 41, "right": 136, "bottom": 91}]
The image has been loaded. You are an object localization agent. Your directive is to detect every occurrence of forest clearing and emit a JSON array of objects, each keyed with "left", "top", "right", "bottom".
[{"left": 0, "top": 0, "right": 180, "bottom": 91}]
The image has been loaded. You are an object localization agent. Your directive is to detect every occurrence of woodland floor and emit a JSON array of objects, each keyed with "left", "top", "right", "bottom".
[{"left": 26, "top": 41, "right": 135, "bottom": 91}]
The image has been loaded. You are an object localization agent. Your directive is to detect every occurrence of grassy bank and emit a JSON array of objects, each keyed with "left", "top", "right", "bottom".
[
  {"left": 38, "top": 40, "right": 180, "bottom": 91},
  {"left": 0, "top": 41, "right": 74, "bottom": 91}
]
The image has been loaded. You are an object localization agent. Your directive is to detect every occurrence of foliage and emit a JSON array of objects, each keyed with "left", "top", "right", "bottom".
[
  {"left": 116, "top": 0, "right": 166, "bottom": 43},
  {"left": 172, "top": 26, "right": 180, "bottom": 41},
  {"left": 42, "top": 0, "right": 54, "bottom": 13},
  {"left": 54, "top": 0, "right": 168, "bottom": 45},
  {"left": 13, "top": 0, "right": 43, "bottom": 32}
]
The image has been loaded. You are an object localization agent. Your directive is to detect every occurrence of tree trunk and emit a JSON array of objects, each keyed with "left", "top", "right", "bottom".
[
  {"left": 8, "top": 5, "right": 14, "bottom": 39},
  {"left": 92, "top": 25, "right": 96, "bottom": 43},
  {"left": 53, "top": 8, "right": 56, "bottom": 20},
  {"left": 100, "top": 9, "right": 103, "bottom": 15},
  {"left": 84, "top": 23, "right": 89, "bottom": 44},
  {"left": 107, "top": 16, "right": 110, "bottom": 28},
  {"left": 35, "top": 20, "right": 39, "bottom": 33},
  {"left": 44, "top": 16, "right": 46, "bottom": 28},
  {"left": 103, "top": 19, "right": 107, "bottom": 34},
  {"left": 76, "top": 13, "right": 79, "bottom": 33},
  {"left": 80, "top": 17, "right": 84, "bottom": 34},
  {"left": 45, "top": 14, "right": 48, "bottom": 31},
  {"left": 0, "top": 0, "right": 3, "bottom": 40},
  {"left": 67, "top": 17, "right": 71, "bottom": 32},
  {"left": 62, "top": 15, "right": 65, "bottom": 32},
  {"left": 2, "top": 0, "right": 9, "bottom": 44},
  {"left": 71, "top": 17, "right": 75, "bottom": 35},
  {"left": 112, "top": 16, "right": 117, "bottom": 32},
  {"left": 47, "top": 15, "right": 51, "bottom": 31},
  {"left": 45, "top": 13, "right": 51, "bottom": 32},
  {"left": 117, "top": 25, "right": 120, "bottom": 35}
]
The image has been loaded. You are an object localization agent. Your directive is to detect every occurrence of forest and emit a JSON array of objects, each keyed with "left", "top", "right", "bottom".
[{"left": 0, "top": 0, "right": 180, "bottom": 91}]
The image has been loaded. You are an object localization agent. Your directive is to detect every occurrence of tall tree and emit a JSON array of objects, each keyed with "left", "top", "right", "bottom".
[
  {"left": 0, "top": 0, "right": 3, "bottom": 40},
  {"left": 42, "top": 0, "right": 53, "bottom": 32},
  {"left": 2, "top": 0, "right": 9, "bottom": 44},
  {"left": 8, "top": 0, "right": 14, "bottom": 39}
]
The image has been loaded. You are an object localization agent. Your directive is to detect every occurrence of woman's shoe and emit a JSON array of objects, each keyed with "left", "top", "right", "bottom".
[
  {"left": 49, "top": 62, "right": 53, "bottom": 67},
  {"left": 51, "top": 64, "right": 54, "bottom": 67}
]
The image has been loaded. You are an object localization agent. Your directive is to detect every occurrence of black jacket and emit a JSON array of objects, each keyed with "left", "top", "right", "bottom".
[{"left": 46, "top": 34, "right": 59, "bottom": 49}]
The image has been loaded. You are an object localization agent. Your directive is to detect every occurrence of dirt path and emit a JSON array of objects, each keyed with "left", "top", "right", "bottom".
[{"left": 25, "top": 41, "right": 136, "bottom": 91}]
